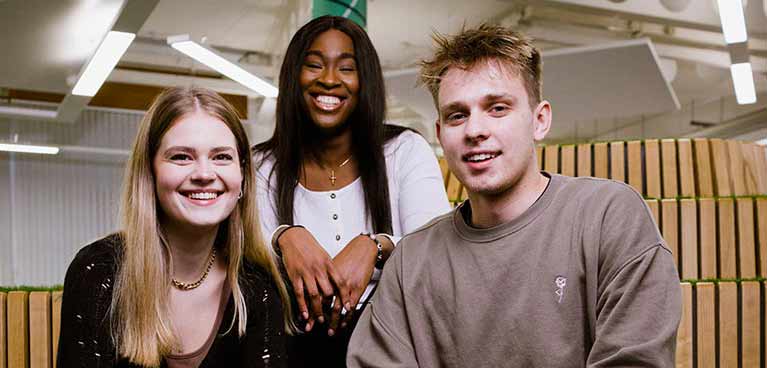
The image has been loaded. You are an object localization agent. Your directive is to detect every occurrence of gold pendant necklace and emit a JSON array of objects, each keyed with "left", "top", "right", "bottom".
[
  {"left": 329, "top": 156, "right": 352, "bottom": 186},
  {"left": 171, "top": 247, "right": 217, "bottom": 291}
]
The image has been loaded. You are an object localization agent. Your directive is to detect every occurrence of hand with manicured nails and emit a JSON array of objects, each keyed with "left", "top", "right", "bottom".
[
  {"left": 278, "top": 226, "right": 350, "bottom": 332},
  {"left": 327, "top": 234, "right": 378, "bottom": 336}
]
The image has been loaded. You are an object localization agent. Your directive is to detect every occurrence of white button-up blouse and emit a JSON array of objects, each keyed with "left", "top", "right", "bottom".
[{"left": 255, "top": 130, "right": 451, "bottom": 305}]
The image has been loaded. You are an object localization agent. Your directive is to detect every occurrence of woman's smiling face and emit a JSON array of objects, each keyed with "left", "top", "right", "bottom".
[
  {"left": 299, "top": 29, "right": 360, "bottom": 132},
  {"left": 153, "top": 111, "right": 243, "bottom": 232}
]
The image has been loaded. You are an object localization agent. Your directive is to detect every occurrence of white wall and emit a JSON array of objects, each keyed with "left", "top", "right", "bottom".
[
  {"left": 0, "top": 108, "right": 139, "bottom": 286},
  {"left": 0, "top": 102, "right": 276, "bottom": 286}
]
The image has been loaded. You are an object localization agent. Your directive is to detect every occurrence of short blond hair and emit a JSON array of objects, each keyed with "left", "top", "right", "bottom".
[{"left": 419, "top": 23, "right": 542, "bottom": 109}]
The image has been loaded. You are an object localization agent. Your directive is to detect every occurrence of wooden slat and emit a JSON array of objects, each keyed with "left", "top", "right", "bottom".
[
  {"left": 446, "top": 172, "right": 463, "bottom": 203},
  {"left": 577, "top": 143, "right": 591, "bottom": 177},
  {"left": 718, "top": 198, "right": 737, "bottom": 279},
  {"left": 718, "top": 282, "right": 738, "bottom": 368},
  {"left": 544, "top": 145, "right": 559, "bottom": 174},
  {"left": 438, "top": 158, "right": 449, "bottom": 187},
  {"left": 695, "top": 283, "right": 716, "bottom": 368},
  {"left": 51, "top": 292, "right": 62, "bottom": 368},
  {"left": 593, "top": 143, "right": 608, "bottom": 179},
  {"left": 1, "top": 292, "right": 6, "bottom": 368},
  {"left": 693, "top": 139, "right": 714, "bottom": 197},
  {"left": 645, "top": 139, "right": 661, "bottom": 198},
  {"left": 737, "top": 198, "right": 756, "bottom": 278},
  {"left": 741, "top": 282, "right": 761, "bottom": 368},
  {"left": 677, "top": 139, "right": 696, "bottom": 197},
  {"left": 609, "top": 142, "right": 625, "bottom": 182},
  {"left": 661, "top": 199, "right": 679, "bottom": 273},
  {"left": 680, "top": 199, "right": 698, "bottom": 280},
  {"left": 758, "top": 198, "right": 767, "bottom": 278},
  {"left": 29, "top": 292, "right": 51, "bottom": 368},
  {"left": 661, "top": 139, "right": 678, "bottom": 198},
  {"left": 535, "top": 145, "right": 543, "bottom": 171},
  {"left": 89, "top": 82, "right": 250, "bottom": 119},
  {"left": 627, "top": 140, "right": 643, "bottom": 195},
  {"left": 7, "top": 292, "right": 29, "bottom": 368},
  {"left": 742, "top": 143, "right": 760, "bottom": 194},
  {"left": 676, "top": 283, "right": 693, "bottom": 368},
  {"left": 754, "top": 144, "right": 767, "bottom": 194},
  {"left": 560, "top": 145, "right": 575, "bottom": 177},
  {"left": 699, "top": 199, "right": 717, "bottom": 279},
  {"left": 709, "top": 139, "right": 731, "bottom": 196},
  {"left": 457, "top": 184, "right": 468, "bottom": 202},
  {"left": 728, "top": 140, "right": 747, "bottom": 196},
  {"left": 645, "top": 199, "right": 660, "bottom": 226}
]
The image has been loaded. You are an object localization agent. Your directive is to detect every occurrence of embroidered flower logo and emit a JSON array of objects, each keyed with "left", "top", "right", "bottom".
[{"left": 555, "top": 276, "right": 567, "bottom": 303}]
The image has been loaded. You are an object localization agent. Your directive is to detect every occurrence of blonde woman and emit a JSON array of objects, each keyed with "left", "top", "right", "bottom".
[{"left": 57, "top": 87, "right": 293, "bottom": 367}]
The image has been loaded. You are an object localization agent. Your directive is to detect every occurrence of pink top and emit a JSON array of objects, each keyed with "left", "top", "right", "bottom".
[{"left": 166, "top": 279, "right": 231, "bottom": 368}]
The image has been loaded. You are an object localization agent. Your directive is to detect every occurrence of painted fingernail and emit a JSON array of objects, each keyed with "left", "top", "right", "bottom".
[
  {"left": 341, "top": 322, "right": 347, "bottom": 329},
  {"left": 318, "top": 316, "right": 325, "bottom": 324},
  {"left": 328, "top": 329, "right": 335, "bottom": 337},
  {"left": 345, "top": 302, "right": 351, "bottom": 310},
  {"left": 302, "top": 312, "right": 309, "bottom": 320}
]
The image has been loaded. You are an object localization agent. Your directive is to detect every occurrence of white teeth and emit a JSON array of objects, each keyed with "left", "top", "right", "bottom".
[
  {"left": 316, "top": 95, "right": 341, "bottom": 105},
  {"left": 188, "top": 192, "right": 218, "bottom": 200},
  {"left": 467, "top": 153, "right": 496, "bottom": 162}
]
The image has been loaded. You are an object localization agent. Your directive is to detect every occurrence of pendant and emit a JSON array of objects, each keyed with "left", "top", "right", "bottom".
[{"left": 330, "top": 169, "right": 337, "bottom": 186}]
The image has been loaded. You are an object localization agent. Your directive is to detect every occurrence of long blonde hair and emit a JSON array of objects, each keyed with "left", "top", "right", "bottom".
[{"left": 112, "top": 87, "right": 293, "bottom": 366}]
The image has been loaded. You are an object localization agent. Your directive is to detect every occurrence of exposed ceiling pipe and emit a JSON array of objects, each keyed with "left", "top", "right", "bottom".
[
  {"left": 686, "top": 107, "right": 767, "bottom": 138},
  {"left": 0, "top": 105, "right": 57, "bottom": 120}
]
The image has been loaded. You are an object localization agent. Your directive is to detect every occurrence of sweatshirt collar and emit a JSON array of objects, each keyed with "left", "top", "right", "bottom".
[{"left": 453, "top": 172, "right": 560, "bottom": 243}]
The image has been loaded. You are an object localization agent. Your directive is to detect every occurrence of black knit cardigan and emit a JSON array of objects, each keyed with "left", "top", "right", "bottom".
[{"left": 56, "top": 233, "right": 288, "bottom": 367}]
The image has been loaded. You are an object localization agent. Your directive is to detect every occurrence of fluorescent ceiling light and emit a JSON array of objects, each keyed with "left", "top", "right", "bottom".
[
  {"left": 0, "top": 143, "right": 60, "bottom": 155},
  {"left": 0, "top": 105, "right": 57, "bottom": 119},
  {"left": 169, "top": 38, "right": 278, "bottom": 98},
  {"left": 716, "top": 0, "right": 748, "bottom": 44},
  {"left": 730, "top": 62, "right": 757, "bottom": 104},
  {"left": 72, "top": 31, "right": 136, "bottom": 96}
]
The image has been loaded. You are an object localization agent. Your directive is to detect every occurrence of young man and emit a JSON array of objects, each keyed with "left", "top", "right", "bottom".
[{"left": 347, "top": 24, "right": 681, "bottom": 367}]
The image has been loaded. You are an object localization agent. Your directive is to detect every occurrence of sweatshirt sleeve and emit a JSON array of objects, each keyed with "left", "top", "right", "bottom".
[
  {"left": 587, "top": 183, "right": 682, "bottom": 367},
  {"left": 587, "top": 246, "right": 681, "bottom": 367},
  {"left": 347, "top": 245, "right": 419, "bottom": 367}
]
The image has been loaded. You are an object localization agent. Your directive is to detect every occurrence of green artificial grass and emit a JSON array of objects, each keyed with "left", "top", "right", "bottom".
[
  {"left": 641, "top": 194, "right": 767, "bottom": 201},
  {"left": 0, "top": 285, "right": 64, "bottom": 293},
  {"left": 680, "top": 277, "right": 766, "bottom": 285}
]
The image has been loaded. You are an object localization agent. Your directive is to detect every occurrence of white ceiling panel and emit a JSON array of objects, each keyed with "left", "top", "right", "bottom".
[
  {"left": 542, "top": 38, "right": 679, "bottom": 123},
  {"left": 0, "top": 0, "right": 124, "bottom": 93}
]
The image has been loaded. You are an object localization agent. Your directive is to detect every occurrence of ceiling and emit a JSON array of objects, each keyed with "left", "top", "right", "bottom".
[{"left": 1, "top": 0, "right": 766, "bottom": 144}]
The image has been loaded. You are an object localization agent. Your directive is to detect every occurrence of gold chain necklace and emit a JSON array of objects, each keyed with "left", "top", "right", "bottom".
[
  {"left": 329, "top": 156, "right": 352, "bottom": 186},
  {"left": 171, "top": 247, "right": 217, "bottom": 291}
]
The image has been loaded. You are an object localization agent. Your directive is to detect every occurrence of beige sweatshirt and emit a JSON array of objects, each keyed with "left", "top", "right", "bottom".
[{"left": 347, "top": 173, "right": 681, "bottom": 367}]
